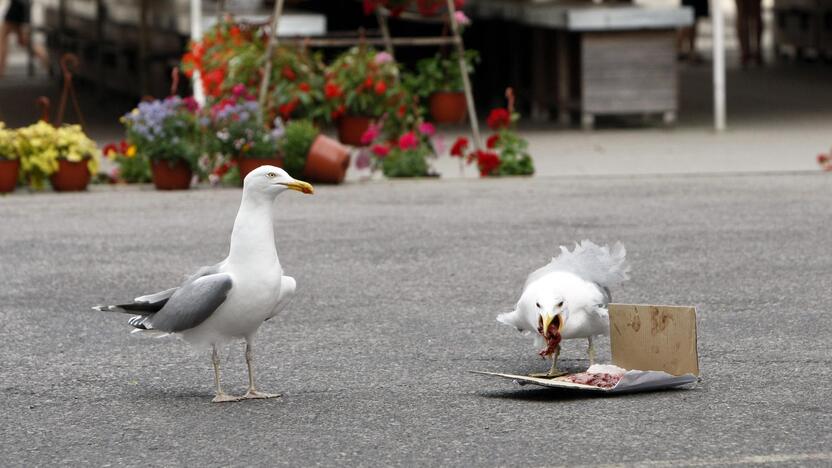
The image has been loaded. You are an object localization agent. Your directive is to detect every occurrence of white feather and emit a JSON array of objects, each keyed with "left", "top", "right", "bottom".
[{"left": 524, "top": 240, "right": 630, "bottom": 290}]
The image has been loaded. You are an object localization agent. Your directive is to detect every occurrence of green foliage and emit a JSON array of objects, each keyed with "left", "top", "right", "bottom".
[
  {"left": 381, "top": 145, "right": 430, "bottom": 178},
  {"left": 492, "top": 129, "right": 534, "bottom": 176},
  {"left": 114, "top": 155, "right": 151, "bottom": 183},
  {"left": 278, "top": 119, "right": 319, "bottom": 176},
  {"left": 0, "top": 123, "right": 17, "bottom": 159},
  {"left": 403, "top": 50, "right": 478, "bottom": 98}
]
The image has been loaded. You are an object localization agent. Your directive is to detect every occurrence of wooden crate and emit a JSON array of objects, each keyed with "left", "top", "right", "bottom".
[{"left": 579, "top": 30, "right": 677, "bottom": 125}]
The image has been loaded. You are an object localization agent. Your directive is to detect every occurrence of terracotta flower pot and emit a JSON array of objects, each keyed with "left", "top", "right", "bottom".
[
  {"left": 238, "top": 156, "right": 284, "bottom": 180},
  {"left": 50, "top": 159, "right": 91, "bottom": 192},
  {"left": 151, "top": 159, "right": 192, "bottom": 190},
  {"left": 0, "top": 159, "right": 20, "bottom": 193},
  {"left": 429, "top": 91, "right": 468, "bottom": 124},
  {"left": 337, "top": 115, "right": 372, "bottom": 146},
  {"left": 303, "top": 135, "right": 350, "bottom": 184}
]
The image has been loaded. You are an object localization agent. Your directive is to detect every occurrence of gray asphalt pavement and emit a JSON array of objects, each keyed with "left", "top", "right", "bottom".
[{"left": 1, "top": 173, "right": 831, "bottom": 466}]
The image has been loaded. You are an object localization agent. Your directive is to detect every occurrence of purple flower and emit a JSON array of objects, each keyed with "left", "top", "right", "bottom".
[{"left": 374, "top": 52, "right": 393, "bottom": 65}]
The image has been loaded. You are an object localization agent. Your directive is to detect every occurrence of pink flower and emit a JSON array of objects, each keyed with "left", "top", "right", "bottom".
[
  {"left": 360, "top": 123, "right": 382, "bottom": 145},
  {"left": 183, "top": 96, "right": 199, "bottom": 112},
  {"left": 232, "top": 83, "right": 246, "bottom": 97},
  {"left": 418, "top": 122, "right": 436, "bottom": 136},
  {"left": 454, "top": 11, "right": 471, "bottom": 26},
  {"left": 374, "top": 52, "right": 393, "bottom": 65},
  {"left": 398, "top": 131, "right": 418, "bottom": 150}
]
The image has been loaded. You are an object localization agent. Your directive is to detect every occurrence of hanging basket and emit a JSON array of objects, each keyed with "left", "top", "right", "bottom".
[
  {"left": 429, "top": 91, "right": 467, "bottom": 124},
  {"left": 0, "top": 159, "right": 20, "bottom": 193},
  {"left": 238, "top": 156, "right": 285, "bottom": 180},
  {"left": 337, "top": 115, "right": 373, "bottom": 146},
  {"left": 151, "top": 159, "right": 192, "bottom": 190},
  {"left": 303, "top": 135, "right": 350, "bottom": 184},
  {"left": 50, "top": 159, "right": 91, "bottom": 192}
]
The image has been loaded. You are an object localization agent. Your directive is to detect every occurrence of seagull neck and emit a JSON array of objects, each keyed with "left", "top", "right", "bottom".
[{"left": 228, "top": 191, "right": 278, "bottom": 265}]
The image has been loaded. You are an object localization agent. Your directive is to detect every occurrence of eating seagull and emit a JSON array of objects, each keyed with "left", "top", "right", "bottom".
[
  {"left": 94, "top": 166, "right": 313, "bottom": 402},
  {"left": 497, "top": 241, "right": 630, "bottom": 378}
]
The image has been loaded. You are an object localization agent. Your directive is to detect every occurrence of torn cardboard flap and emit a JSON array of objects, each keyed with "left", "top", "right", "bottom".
[{"left": 476, "top": 304, "right": 700, "bottom": 393}]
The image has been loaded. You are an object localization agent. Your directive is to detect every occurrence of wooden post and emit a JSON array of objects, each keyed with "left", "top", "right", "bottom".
[
  {"left": 258, "top": 0, "right": 285, "bottom": 122},
  {"left": 711, "top": 0, "right": 726, "bottom": 131},
  {"left": 445, "top": 0, "right": 481, "bottom": 149},
  {"left": 139, "top": 0, "right": 149, "bottom": 96},
  {"left": 375, "top": 9, "right": 395, "bottom": 59},
  {"left": 190, "top": 0, "right": 206, "bottom": 106}
]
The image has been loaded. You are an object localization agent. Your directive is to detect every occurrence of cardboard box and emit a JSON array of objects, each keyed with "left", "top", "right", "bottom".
[{"left": 475, "top": 304, "right": 700, "bottom": 393}]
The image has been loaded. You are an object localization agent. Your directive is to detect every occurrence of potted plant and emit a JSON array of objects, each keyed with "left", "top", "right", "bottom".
[
  {"left": 404, "top": 50, "right": 478, "bottom": 124},
  {"left": 279, "top": 119, "right": 350, "bottom": 184},
  {"left": 103, "top": 140, "right": 151, "bottom": 183},
  {"left": 208, "top": 86, "right": 280, "bottom": 180},
  {"left": 359, "top": 119, "right": 438, "bottom": 178},
  {"left": 16, "top": 121, "right": 100, "bottom": 191},
  {"left": 450, "top": 89, "right": 534, "bottom": 177},
  {"left": 0, "top": 123, "right": 19, "bottom": 193},
  {"left": 122, "top": 96, "right": 200, "bottom": 190},
  {"left": 324, "top": 47, "right": 404, "bottom": 146}
]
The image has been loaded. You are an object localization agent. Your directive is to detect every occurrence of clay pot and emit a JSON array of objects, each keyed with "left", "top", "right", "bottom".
[
  {"left": 50, "top": 159, "right": 91, "bottom": 192},
  {"left": 0, "top": 159, "right": 20, "bottom": 193},
  {"left": 337, "top": 115, "right": 372, "bottom": 146},
  {"left": 429, "top": 91, "right": 467, "bottom": 124},
  {"left": 151, "top": 159, "right": 192, "bottom": 190},
  {"left": 238, "top": 156, "right": 284, "bottom": 180},
  {"left": 303, "top": 135, "right": 350, "bottom": 184}
]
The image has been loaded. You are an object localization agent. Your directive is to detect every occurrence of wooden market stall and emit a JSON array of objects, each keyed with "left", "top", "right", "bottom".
[{"left": 467, "top": 0, "right": 693, "bottom": 129}]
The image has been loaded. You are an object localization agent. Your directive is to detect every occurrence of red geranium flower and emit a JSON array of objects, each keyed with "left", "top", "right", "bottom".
[
  {"left": 450, "top": 136, "right": 468, "bottom": 157},
  {"left": 102, "top": 143, "right": 118, "bottom": 158},
  {"left": 279, "top": 99, "right": 299, "bottom": 120},
  {"left": 331, "top": 104, "right": 346, "bottom": 120},
  {"left": 325, "top": 82, "right": 342, "bottom": 100},
  {"left": 372, "top": 144, "right": 390, "bottom": 157},
  {"left": 374, "top": 80, "right": 387, "bottom": 95},
  {"left": 363, "top": 77, "right": 374, "bottom": 89},
  {"left": 487, "top": 108, "right": 511, "bottom": 130},
  {"left": 818, "top": 154, "right": 829, "bottom": 164},
  {"left": 298, "top": 82, "right": 311, "bottom": 92},
  {"left": 282, "top": 66, "right": 296, "bottom": 81},
  {"left": 397, "top": 105, "right": 407, "bottom": 118},
  {"left": 486, "top": 134, "right": 500, "bottom": 149},
  {"left": 475, "top": 150, "right": 501, "bottom": 176},
  {"left": 398, "top": 131, "right": 418, "bottom": 150}
]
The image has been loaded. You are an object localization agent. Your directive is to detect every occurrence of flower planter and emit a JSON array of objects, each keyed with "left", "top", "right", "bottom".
[
  {"left": 151, "top": 159, "right": 192, "bottom": 190},
  {"left": 337, "top": 115, "right": 372, "bottom": 146},
  {"left": 303, "top": 135, "right": 350, "bottom": 184},
  {"left": 429, "top": 92, "right": 468, "bottom": 124},
  {"left": 50, "top": 159, "right": 91, "bottom": 192},
  {"left": 0, "top": 159, "right": 20, "bottom": 193},
  {"left": 238, "top": 156, "right": 284, "bottom": 180}
]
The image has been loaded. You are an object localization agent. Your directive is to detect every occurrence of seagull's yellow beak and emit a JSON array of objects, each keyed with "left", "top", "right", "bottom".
[
  {"left": 283, "top": 179, "right": 314, "bottom": 194},
  {"left": 542, "top": 313, "right": 564, "bottom": 338}
]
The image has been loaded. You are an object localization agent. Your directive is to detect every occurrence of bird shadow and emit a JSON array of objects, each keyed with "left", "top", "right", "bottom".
[{"left": 478, "top": 386, "right": 693, "bottom": 402}]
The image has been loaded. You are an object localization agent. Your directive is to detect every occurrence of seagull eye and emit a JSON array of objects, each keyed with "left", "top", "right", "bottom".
[
  {"left": 535, "top": 302, "right": 541, "bottom": 309},
  {"left": 556, "top": 301, "right": 564, "bottom": 308},
  {"left": 267, "top": 172, "right": 276, "bottom": 178}
]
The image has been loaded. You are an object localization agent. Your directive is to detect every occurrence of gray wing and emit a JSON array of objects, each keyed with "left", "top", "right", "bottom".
[
  {"left": 141, "top": 273, "right": 233, "bottom": 333},
  {"left": 93, "top": 262, "right": 225, "bottom": 315}
]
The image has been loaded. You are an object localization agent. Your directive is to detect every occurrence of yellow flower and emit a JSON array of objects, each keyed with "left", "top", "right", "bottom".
[{"left": 126, "top": 145, "right": 137, "bottom": 158}]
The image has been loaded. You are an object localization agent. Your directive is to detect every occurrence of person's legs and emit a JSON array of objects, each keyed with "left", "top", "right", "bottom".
[
  {"left": 15, "top": 25, "right": 49, "bottom": 69},
  {"left": 751, "top": 0, "right": 764, "bottom": 64},
  {"left": 0, "top": 22, "right": 20, "bottom": 77},
  {"left": 735, "top": 0, "right": 751, "bottom": 66}
]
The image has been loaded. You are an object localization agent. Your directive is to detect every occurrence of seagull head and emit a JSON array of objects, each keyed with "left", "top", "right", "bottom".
[
  {"left": 243, "top": 165, "right": 314, "bottom": 196},
  {"left": 535, "top": 295, "right": 567, "bottom": 341}
]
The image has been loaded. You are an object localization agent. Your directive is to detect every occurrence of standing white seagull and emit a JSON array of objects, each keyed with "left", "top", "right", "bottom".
[
  {"left": 497, "top": 241, "right": 630, "bottom": 378},
  {"left": 94, "top": 166, "right": 313, "bottom": 402}
]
